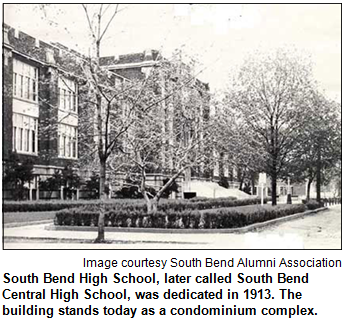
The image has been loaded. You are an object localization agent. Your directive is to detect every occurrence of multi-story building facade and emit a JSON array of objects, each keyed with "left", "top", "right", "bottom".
[
  {"left": 4, "top": 25, "right": 317, "bottom": 201},
  {"left": 2, "top": 25, "right": 213, "bottom": 200},
  {"left": 2, "top": 24, "right": 128, "bottom": 199}
]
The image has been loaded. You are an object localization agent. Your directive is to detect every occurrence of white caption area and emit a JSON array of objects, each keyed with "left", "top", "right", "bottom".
[{"left": 1, "top": 250, "right": 344, "bottom": 320}]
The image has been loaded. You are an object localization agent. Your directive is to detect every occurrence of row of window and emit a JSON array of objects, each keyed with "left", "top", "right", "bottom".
[
  {"left": 58, "top": 76, "right": 78, "bottom": 113},
  {"left": 12, "top": 60, "right": 78, "bottom": 158},
  {"left": 13, "top": 59, "right": 38, "bottom": 102},
  {"left": 13, "top": 59, "right": 78, "bottom": 113},
  {"left": 59, "top": 88, "right": 77, "bottom": 112},
  {"left": 12, "top": 114, "right": 38, "bottom": 154},
  {"left": 12, "top": 113, "right": 78, "bottom": 159},
  {"left": 58, "top": 124, "right": 78, "bottom": 158}
]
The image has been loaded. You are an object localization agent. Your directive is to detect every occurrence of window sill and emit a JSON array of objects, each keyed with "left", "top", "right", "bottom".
[
  {"left": 13, "top": 96, "right": 38, "bottom": 105},
  {"left": 58, "top": 156, "right": 78, "bottom": 160},
  {"left": 58, "top": 108, "right": 78, "bottom": 115},
  {"left": 14, "top": 150, "right": 38, "bottom": 156}
]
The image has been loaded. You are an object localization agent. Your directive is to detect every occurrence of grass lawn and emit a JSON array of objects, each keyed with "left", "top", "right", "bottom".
[{"left": 3, "top": 211, "right": 56, "bottom": 224}]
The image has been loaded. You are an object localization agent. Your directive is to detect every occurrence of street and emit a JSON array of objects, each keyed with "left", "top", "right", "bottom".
[{"left": 3, "top": 205, "right": 341, "bottom": 250}]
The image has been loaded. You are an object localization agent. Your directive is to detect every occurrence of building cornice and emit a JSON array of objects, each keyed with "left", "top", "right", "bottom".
[
  {"left": 11, "top": 48, "right": 48, "bottom": 67},
  {"left": 106, "top": 60, "right": 159, "bottom": 70}
]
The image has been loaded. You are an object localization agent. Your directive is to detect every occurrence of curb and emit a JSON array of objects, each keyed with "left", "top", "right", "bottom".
[
  {"left": 4, "top": 219, "right": 54, "bottom": 229},
  {"left": 45, "top": 207, "right": 328, "bottom": 235}
]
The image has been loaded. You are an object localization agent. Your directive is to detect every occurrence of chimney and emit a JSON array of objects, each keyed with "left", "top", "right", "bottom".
[
  {"left": 144, "top": 49, "right": 153, "bottom": 60},
  {"left": 46, "top": 48, "right": 55, "bottom": 64}
]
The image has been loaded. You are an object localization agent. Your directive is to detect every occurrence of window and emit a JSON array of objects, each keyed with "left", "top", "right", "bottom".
[
  {"left": 19, "top": 128, "right": 23, "bottom": 151},
  {"left": 32, "top": 79, "right": 37, "bottom": 101},
  {"left": 19, "top": 75, "right": 23, "bottom": 98},
  {"left": 12, "top": 113, "right": 38, "bottom": 154},
  {"left": 62, "top": 89, "right": 66, "bottom": 109},
  {"left": 13, "top": 59, "right": 38, "bottom": 102},
  {"left": 67, "top": 91, "right": 71, "bottom": 110},
  {"left": 25, "top": 76, "right": 30, "bottom": 99},
  {"left": 25, "top": 129, "right": 30, "bottom": 151},
  {"left": 58, "top": 124, "right": 78, "bottom": 158},
  {"left": 71, "top": 127, "right": 77, "bottom": 158},
  {"left": 13, "top": 73, "right": 17, "bottom": 96},
  {"left": 63, "top": 136, "right": 66, "bottom": 156},
  {"left": 13, "top": 127, "right": 17, "bottom": 150},
  {"left": 71, "top": 92, "right": 75, "bottom": 111},
  {"left": 32, "top": 130, "right": 36, "bottom": 153},
  {"left": 58, "top": 75, "right": 77, "bottom": 112}
]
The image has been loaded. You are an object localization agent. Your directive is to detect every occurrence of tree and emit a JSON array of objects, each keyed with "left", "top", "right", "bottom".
[
  {"left": 36, "top": 5, "right": 213, "bottom": 239},
  {"left": 286, "top": 92, "right": 341, "bottom": 200},
  {"left": 61, "top": 164, "right": 81, "bottom": 199},
  {"left": 76, "top": 5, "right": 172, "bottom": 240},
  {"left": 121, "top": 55, "right": 213, "bottom": 214},
  {"left": 225, "top": 49, "right": 314, "bottom": 205},
  {"left": 214, "top": 96, "right": 264, "bottom": 194},
  {"left": 39, "top": 170, "right": 63, "bottom": 200},
  {"left": 85, "top": 172, "right": 110, "bottom": 199},
  {"left": 3, "top": 152, "right": 34, "bottom": 200}
]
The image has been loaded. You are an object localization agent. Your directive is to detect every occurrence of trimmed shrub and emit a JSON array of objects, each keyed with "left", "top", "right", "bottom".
[
  {"left": 4, "top": 201, "right": 91, "bottom": 213},
  {"left": 305, "top": 200, "right": 323, "bottom": 210},
  {"left": 5, "top": 196, "right": 268, "bottom": 213},
  {"left": 55, "top": 204, "right": 306, "bottom": 229},
  {"left": 302, "top": 199, "right": 325, "bottom": 210}
]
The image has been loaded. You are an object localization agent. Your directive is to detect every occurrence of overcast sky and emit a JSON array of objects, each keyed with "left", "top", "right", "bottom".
[{"left": 4, "top": 4, "right": 341, "bottom": 102}]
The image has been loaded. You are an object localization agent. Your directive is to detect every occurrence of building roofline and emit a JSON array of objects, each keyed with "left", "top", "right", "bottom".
[{"left": 106, "top": 60, "right": 159, "bottom": 70}]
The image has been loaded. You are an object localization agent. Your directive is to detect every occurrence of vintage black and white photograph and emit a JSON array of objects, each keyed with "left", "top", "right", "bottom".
[{"left": 2, "top": 4, "right": 341, "bottom": 249}]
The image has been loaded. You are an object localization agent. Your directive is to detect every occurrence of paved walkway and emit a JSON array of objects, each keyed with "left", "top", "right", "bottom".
[{"left": 3, "top": 205, "right": 341, "bottom": 249}]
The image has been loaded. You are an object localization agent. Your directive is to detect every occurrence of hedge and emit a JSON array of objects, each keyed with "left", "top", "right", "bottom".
[
  {"left": 55, "top": 204, "right": 307, "bottom": 229},
  {"left": 3, "top": 201, "right": 90, "bottom": 213},
  {"left": 302, "top": 199, "right": 340, "bottom": 209},
  {"left": 4, "top": 197, "right": 267, "bottom": 213},
  {"left": 2, "top": 200, "right": 119, "bottom": 213}
]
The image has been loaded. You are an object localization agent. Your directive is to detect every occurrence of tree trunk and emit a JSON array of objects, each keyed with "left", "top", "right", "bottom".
[
  {"left": 316, "top": 147, "right": 321, "bottom": 203},
  {"left": 307, "top": 179, "right": 313, "bottom": 201},
  {"left": 270, "top": 117, "right": 278, "bottom": 206},
  {"left": 146, "top": 195, "right": 159, "bottom": 215},
  {"left": 271, "top": 172, "right": 277, "bottom": 206},
  {"left": 151, "top": 197, "right": 158, "bottom": 214},
  {"left": 146, "top": 198, "right": 152, "bottom": 214},
  {"left": 239, "top": 171, "right": 245, "bottom": 191},
  {"left": 239, "top": 179, "right": 243, "bottom": 191},
  {"left": 95, "top": 158, "right": 106, "bottom": 243},
  {"left": 270, "top": 151, "right": 278, "bottom": 205},
  {"left": 251, "top": 173, "right": 256, "bottom": 196}
]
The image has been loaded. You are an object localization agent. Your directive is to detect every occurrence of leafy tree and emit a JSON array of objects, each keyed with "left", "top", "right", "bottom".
[
  {"left": 286, "top": 93, "right": 341, "bottom": 200},
  {"left": 218, "top": 175, "right": 229, "bottom": 189},
  {"left": 85, "top": 172, "right": 110, "bottom": 199},
  {"left": 61, "top": 164, "right": 81, "bottom": 199},
  {"left": 225, "top": 49, "right": 314, "bottom": 205},
  {"left": 3, "top": 152, "right": 34, "bottom": 200},
  {"left": 214, "top": 96, "right": 264, "bottom": 195},
  {"left": 39, "top": 170, "right": 63, "bottom": 199}
]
